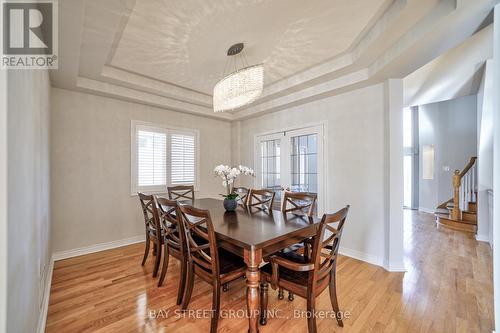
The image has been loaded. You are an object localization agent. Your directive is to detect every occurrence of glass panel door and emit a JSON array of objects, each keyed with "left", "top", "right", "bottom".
[
  {"left": 260, "top": 138, "right": 281, "bottom": 201},
  {"left": 290, "top": 134, "right": 317, "bottom": 193},
  {"left": 255, "top": 125, "right": 325, "bottom": 215}
]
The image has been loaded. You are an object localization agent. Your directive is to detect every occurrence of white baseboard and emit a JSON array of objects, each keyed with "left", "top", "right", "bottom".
[
  {"left": 476, "top": 234, "right": 490, "bottom": 242},
  {"left": 383, "top": 260, "right": 407, "bottom": 272},
  {"left": 37, "top": 256, "right": 54, "bottom": 333},
  {"left": 418, "top": 207, "right": 435, "bottom": 214},
  {"left": 53, "top": 235, "right": 145, "bottom": 261},
  {"left": 339, "top": 246, "right": 384, "bottom": 268},
  {"left": 339, "top": 246, "right": 406, "bottom": 272}
]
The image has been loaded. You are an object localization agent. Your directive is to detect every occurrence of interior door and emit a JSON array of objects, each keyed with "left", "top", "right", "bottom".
[
  {"left": 255, "top": 125, "right": 325, "bottom": 215},
  {"left": 255, "top": 133, "right": 283, "bottom": 207}
]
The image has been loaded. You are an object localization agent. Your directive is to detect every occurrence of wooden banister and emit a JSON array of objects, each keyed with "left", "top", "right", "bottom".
[
  {"left": 458, "top": 157, "right": 477, "bottom": 178},
  {"left": 451, "top": 170, "right": 461, "bottom": 220},
  {"left": 450, "top": 157, "right": 477, "bottom": 220}
]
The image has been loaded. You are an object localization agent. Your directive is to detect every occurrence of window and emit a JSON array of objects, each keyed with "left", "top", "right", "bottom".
[{"left": 131, "top": 121, "right": 199, "bottom": 194}]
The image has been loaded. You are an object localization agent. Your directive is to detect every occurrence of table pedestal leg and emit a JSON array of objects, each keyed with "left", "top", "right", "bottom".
[{"left": 244, "top": 248, "right": 262, "bottom": 333}]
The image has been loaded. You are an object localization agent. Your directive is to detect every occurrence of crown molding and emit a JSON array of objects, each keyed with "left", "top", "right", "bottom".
[
  {"left": 101, "top": 66, "right": 213, "bottom": 107},
  {"left": 76, "top": 77, "right": 233, "bottom": 121}
]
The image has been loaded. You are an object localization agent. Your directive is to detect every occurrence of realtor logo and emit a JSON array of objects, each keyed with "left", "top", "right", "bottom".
[{"left": 1, "top": 0, "right": 58, "bottom": 69}]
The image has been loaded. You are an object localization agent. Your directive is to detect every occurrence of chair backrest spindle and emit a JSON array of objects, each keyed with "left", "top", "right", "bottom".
[
  {"left": 248, "top": 189, "right": 276, "bottom": 210},
  {"left": 156, "top": 196, "right": 183, "bottom": 251},
  {"left": 138, "top": 192, "right": 161, "bottom": 233},
  {"left": 177, "top": 205, "right": 219, "bottom": 278},
  {"left": 310, "top": 206, "right": 349, "bottom": 288},
  {"left": 282, "top": 191, "right": 317, "bottom": 217},
  {"left": 168, "top": 185, "right": 195, "bottom": 202}
]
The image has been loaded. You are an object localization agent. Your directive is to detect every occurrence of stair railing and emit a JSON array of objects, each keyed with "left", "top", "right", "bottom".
[{"left": 451, "top": 157, "right": 477, "bottom": 220}]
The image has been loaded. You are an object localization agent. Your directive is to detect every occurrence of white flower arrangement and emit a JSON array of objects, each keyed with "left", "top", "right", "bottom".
[{"left": 214, "top": 164, "right": 255, "bottom": 199}]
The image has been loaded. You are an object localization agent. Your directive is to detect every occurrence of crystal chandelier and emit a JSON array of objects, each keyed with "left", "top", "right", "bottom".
[{"left": 213, "top": 43, "right": 264, "bottom": 112}]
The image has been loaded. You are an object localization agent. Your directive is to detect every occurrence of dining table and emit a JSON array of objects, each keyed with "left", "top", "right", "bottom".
[{"left": 182, "top": 198, "right": 322, "bottom": 333}]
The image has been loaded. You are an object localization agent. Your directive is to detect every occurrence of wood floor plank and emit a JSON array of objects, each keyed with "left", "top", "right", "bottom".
[{"left": 45, "top": 210, "right": 493, "bottom": 332}]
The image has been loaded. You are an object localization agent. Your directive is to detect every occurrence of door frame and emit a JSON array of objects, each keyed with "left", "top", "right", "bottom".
[
  {"left": 0, "top": 66, "right": 7, "bottom": 333},
  {"left": 253, "top": 121, "right": 329, "bottom": 216}
]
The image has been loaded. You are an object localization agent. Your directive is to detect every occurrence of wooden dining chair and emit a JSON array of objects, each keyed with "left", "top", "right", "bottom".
[
  {"left": 155, "top": 197, "right": 187, "bottom": 304},
  {"left": 233, "top": 186, "right": 250, "bottom": 206},
  {"left": 168, "top": 185, "right": 195, "bottom": 202},
  {"left": 259, "top": 206, "right": 350, "bottom": 332},
  {"left": 178, "top": 205, "right": 246, "bottom": 333},
  {"left": 282, "top": 191, "right": 317, "bottom": 217},
  {"left": 248, "top": 188, "right": 276, "bottom": 210},
  {"left": 138, "top": 192, "right": 163, "bottom": 278},
  {"left": 281, "top": 191, "right": 318, "bottom": 287}
]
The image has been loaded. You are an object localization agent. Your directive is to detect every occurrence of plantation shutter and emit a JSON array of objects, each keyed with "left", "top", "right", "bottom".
[
  {"left": 137, "top": 127, "right": 167, "bottom": 188},
  {"left": 170, "top": 133, "right": 196, "bottom": 184}
]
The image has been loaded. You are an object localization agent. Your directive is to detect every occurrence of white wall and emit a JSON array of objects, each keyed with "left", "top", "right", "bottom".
[
  {"left": 0, "top": 64, "right": 7, "bottom": 333},
  {"left": 404, "top": 24, "right": 492, "bottom": 108},
  {"left": 50, "top": 88, "right": 232, "bottom": 253},
  {"left": 418, "top": 95, "right": 478, "bottom": 211},
  {"left": 7, "top": 69, "right": 51, "bottom": 333},
  {"left": 232, "top": 82, "right": 404, "bottom": 270},
  {"left": 477, "top": 60, "right": 494, "bottom": 244}
]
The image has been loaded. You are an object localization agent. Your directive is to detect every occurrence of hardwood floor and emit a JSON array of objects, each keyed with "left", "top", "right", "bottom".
[{"left": 46, "top": 210, "right": 493, "bottom": 332}]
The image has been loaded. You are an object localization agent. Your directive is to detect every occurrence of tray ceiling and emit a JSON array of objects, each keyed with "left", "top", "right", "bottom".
[
  {"left": 110, "top": 0, "right": 388, "bottom": 95},
  {"left": 50, "top": 0, "right": 498, "bottom": 121}
]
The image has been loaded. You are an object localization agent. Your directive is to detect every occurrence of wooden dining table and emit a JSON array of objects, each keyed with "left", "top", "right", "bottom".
[{"left": 183, "top": 198, "right": 322, "bottom": 333}]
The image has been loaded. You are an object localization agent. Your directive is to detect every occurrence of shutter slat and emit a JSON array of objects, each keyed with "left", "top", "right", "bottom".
[
  {"left": 171, "top": 133, "right": 196, "bottom": 184},
  {"left": 137, "top": 129, "right": 167, "bottom": 187}
]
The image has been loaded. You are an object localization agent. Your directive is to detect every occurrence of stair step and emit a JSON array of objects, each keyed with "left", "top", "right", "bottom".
[
  {"left": 462, "top": 210, "right": 477, "bottom": 223},
  {"left": 435, "top": 208, "right": 450, "bottom": 215},
  {"left": 468, "top": 202, "right": 477, "bottom": 213},
  {"left": 435, "top": 213, "right": 477, "bottom": 233}
]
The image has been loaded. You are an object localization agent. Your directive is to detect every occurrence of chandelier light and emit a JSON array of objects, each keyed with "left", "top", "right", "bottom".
[{"left": 213, "top": 43, "right": 264, "bottom": 112}]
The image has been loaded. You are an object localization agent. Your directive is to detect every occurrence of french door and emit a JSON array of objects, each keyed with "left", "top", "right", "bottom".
[{"left": 255, "top": 125, "right": 325, "bottom": 215}]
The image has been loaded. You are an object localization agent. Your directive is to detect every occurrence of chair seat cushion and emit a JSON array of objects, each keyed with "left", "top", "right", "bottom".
[
  {"left": 261, "top": 251, "right": 311, "bottom": 286},
  {"left": 218, "top": 248, "right": 246, "bottom": 275},
  {"left": 147, "top": 226, "right": 164, "bottom": 237},
  {"left": 282, "top": 237, "right": 313, "bottom": 254}
]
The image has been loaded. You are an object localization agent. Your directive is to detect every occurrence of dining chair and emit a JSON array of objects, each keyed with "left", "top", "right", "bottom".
[
  {"left": 281, "top": 191, "right": 318, "bottom": 291},
  {"left": 155, "top": 197, "right": 187, "bottom": 304},
  {"left": 282, "top": 191, "right": 317, "bottom": 217},
  {"left": 233, "top": 186, "right": 250, "bottom": 206},
  {"left": 259, "top": 206, "right": 350, "bottom": 333},
  {"left": 178, "top": 205, "right": 246, "bottom": 333},
  {"left": 247, "top": 188, "right": 276, "bottom": 210},
  {"left": 138, "top": 192, "right": 163, "bottom": 278},
  {"left": 168, "top": 185, "right": 195, "bottom": 202}
]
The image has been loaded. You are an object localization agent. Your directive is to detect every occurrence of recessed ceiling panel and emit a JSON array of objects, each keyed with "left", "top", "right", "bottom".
[{"left": 110, "top": 0, "right": 388, "bottom": 95}]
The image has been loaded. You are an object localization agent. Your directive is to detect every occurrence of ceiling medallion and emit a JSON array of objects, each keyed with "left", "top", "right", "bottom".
[{"left": 213, "top": 43, "right": 264, "bottom": 112}]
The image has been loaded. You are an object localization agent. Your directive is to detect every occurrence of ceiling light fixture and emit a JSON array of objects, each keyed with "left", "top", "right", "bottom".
[{"left": 213, "top": 43, "right": 263, "bottom": 112}]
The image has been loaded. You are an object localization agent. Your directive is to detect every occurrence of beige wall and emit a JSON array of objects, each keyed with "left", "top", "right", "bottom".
[
  {"left": 7, "top": 69, "right": 51, "bottom": 333},
  {"left": 232, "top": 83, "right": 390, "bottom": 264},
  {"left": 50, "top": 88, "right": 232, "bottom": 253}
]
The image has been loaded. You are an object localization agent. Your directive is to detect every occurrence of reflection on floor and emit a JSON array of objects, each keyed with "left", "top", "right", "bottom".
[{"left": 46, "top": 210, "right": 493, "bottom": 332}]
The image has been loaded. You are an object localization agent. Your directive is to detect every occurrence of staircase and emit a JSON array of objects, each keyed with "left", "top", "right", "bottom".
[{"left": 435, "top": 157, "right": 477, "bottom": 233}]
